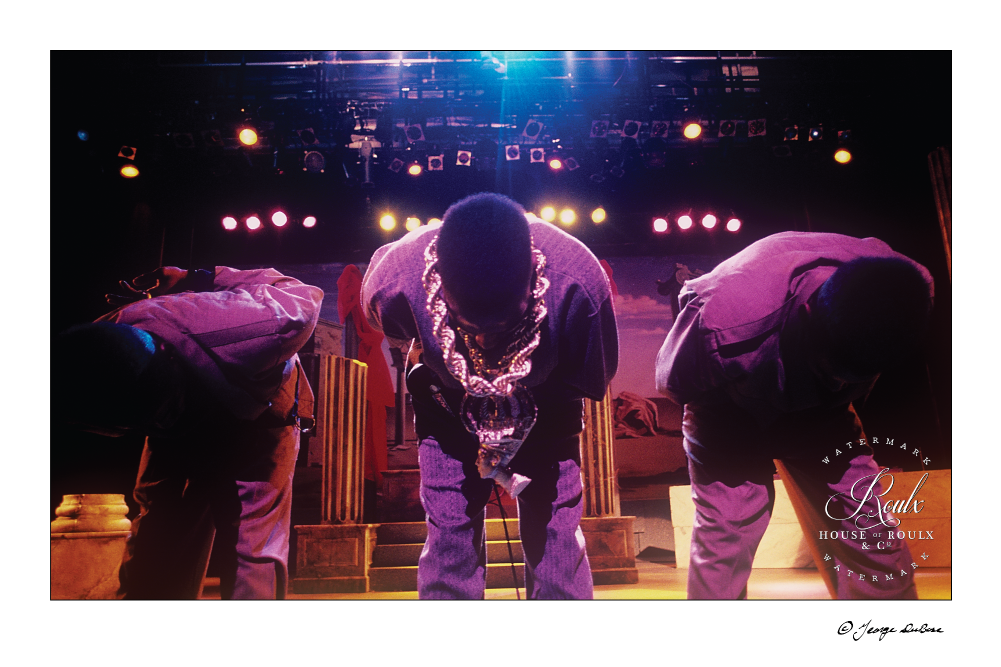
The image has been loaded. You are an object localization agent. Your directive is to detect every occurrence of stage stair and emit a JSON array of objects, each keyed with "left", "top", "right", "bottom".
[{"left": 369, "top": 518, "right": 525, "bottom": 592}]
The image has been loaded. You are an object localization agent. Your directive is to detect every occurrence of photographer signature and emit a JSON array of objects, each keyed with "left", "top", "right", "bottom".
[{"left": 838, "top": 620, "right": 944, "bottom": 640}]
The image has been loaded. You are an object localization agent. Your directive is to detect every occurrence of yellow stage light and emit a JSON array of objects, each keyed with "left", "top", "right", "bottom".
[
  {"left": 380, "top": 214, "right": 397, "bottom": 231},
  {"left": 239, "top": 128, "right": 258, "bottom": 146},
  {"left": 591, "top": 208, "right": 606, "bottom": 223},
  {"left": 683, "top": 123, "right": 702, "bottom": 139},
  {"left": 834, "top": 149, "right": 853, "bottom": 164},
  {"left": 559, "top": 209, "right": 576, "bottom": 225},
  {"left": 540, "top": 206, "right": 556, "bottom": 222},
  {"left": 408, "top": 163, "right": 422, "bottom": 176},
  {"left": 120, "top": 164, "right": 139, "bottom": 178},
  {"left": 405, "top": 217, "right": 421, "bottom": 232}
]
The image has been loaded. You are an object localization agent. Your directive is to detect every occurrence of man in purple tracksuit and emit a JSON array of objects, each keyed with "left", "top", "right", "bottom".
[
  {"left": 56, "top": 266, "right": 322, "bottom": 599},
  {"left": 656, "top": 232, "right": 934, "bottom": 599},
  {"left": 362, "top": 193, "right": 618, "bottom": 599}
]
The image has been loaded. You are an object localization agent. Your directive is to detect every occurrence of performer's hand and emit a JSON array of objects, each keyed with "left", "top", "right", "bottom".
[
  {"left": 105, "top": 266, "right": 189, "bottom": 306},
  {"left": 131, "top": 266, "right": 190, "bottom": 295}
]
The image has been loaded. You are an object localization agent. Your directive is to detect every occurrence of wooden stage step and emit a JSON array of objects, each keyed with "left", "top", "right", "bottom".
[{"left": 370, "top": 519, "right": 524, "bottom": 592}]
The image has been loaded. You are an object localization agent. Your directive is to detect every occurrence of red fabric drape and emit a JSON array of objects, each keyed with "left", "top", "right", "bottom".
[
  {"left": 599, "top": 259, "right": 619, "bottom": 298},
  {"left": 337, "top": 265, "right": 395, "bottom": 483}
]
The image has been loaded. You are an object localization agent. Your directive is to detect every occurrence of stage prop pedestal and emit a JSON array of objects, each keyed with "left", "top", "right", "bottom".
[
  {"left": 292, "top": 356, "right": 379, "bottom": 594},
  {"left": 580, "top": 391, "right": 639, "bottom": 585}
]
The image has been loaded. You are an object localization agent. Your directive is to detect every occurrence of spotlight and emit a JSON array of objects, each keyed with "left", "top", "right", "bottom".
[
  {"left": 480, "top": 52, "right": 507, "bottom": 75},
  {"left": 272, "top": 211, "right": 288, "bottom": 227},
  {"left": 522, "top": 119, "right": 544, "bottom": 140},
  {"left": 650, "top": 121, "right": 669, "bottom": 139},
  {"left": 222, "top": 216, "right": 238, "bottom": 230},
  {"left": 201, "top": 130, "right": 223, "bottom": 148},
  {"left": 405, "top": 217, "right": 421, "bottom": 232},
  {"left": 559, "top": 209, "right": 576, "bottom": 225},
  {"left": 505, "top": 145, "right": 520, "bottom": 161},
  {"left": 408, "top": 163, "right": 422, "bottom": 176},
  {"left": 303, "top": 216, "right": 317, "bottom": 228},
  {"left": 726, "top": 217, "right": 742, "bottom": 232},
  {"left": 456, "top": 150, "right": 472, "bottom": 166},
  {"left": 783, "top": 125, "right": 799, "bottom": 141},
  {"left": 405, "top": 124, "right": 425, "bottom": 143},
  {"left": 809, "top": 127, "right": 823, "bottom": 141},
  {"left": 590, "top": 120, "right": 609, "bottom": 138},
  {"left": 549, "top": 158, "right": 563, "bottom": 170},
  {"left": 748, "top": 119, "right": 767, "bottom": 137},
  {"left": 298, "top": 128, "right": 318, "bottom": 145},
  {"left": 428, "top": 217, "right": 443, "bottom": 226},
  {"left": 530, "top": 148, "right": 545, "bottom": 164},
  {"left": 718, "top": 120, "right": 736, "bottom": 138},
  {"left": 565, "top": 157, "right": 580, "bottom": 171},
  {"left": 622, "top": 120, "right": 641, "bottom": 140},
  {"left": 678, "top": 215, "right": 693, "bottom": 230},
  {"left": 118, "top": 146, "right": 137, "bottom": 160},
  {"left": 239, "top": 128, "right": 259, "bottom": 146},
  {"left": 388, "top": 158, "right": 404, "bottom": 173},
  {"left": 246, "top": 216, "right": 262, "bottom": 230},
  {"left": 653, "top": 218, "right": 668, "bottom": 233},
  {"left": 838, "top": 129, "right": 852, "bottom": 143},
  {"left": 428, "top": 155, "right": 444, "bottom": 171},
  {"left": 701, "top": 214, "right": 718, "bottom": 229},
  {"left": 380, "top": 214, "right": 396, "bottom": 231},
  {"left": 77, "top": 130, "right": 89, "bottom": 141},
  {"left": 304, "top": 151, "right": 325, "bottom": 173},
  {"left": 119, "top": 164, "right": 139, "bottom": 179},
  {"left": 591, "top": 207, "right": 607, "bottom": 223},
  {"left": 834, "top": 149, "right": 853, "bottom": 164},
  {"left": 683, "top": 123, "right": 702, "bottom": 139},
  {"left": 540, "top": 206, "right": 557, "bottom": 222}
]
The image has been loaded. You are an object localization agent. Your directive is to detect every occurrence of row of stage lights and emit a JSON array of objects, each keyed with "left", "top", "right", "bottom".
[
  {"left": 112, "top": 128, "right": 265, "bottom": 180},
  {"left": 377, "top": 206, "right": 608, "bottom": 232},
  {"left": 653, "top": 213, "right": 742, "bottom": 233},
  {"left": 377, "top": 207, "right": 740, "bottom": 234},
  {"left": 111, "top": 122, "right": 853, "bottom": 181},
  {"left": 221, "top": 211, "right": 318, "bottom": 231}
]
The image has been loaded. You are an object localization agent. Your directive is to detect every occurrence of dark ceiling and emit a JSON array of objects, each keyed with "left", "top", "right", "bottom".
[{"left": 51, "top": 50, "right": 952, "bottom": 331}]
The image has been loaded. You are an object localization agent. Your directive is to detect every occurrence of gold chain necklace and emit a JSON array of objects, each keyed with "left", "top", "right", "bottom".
[{"left": 422, "top": 235, "right": 550, "bottom": 397}]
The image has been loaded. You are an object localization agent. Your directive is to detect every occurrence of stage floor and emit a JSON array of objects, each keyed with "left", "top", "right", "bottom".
[{"left": 201, "top": 559, "right": 951, "bottom": 600}]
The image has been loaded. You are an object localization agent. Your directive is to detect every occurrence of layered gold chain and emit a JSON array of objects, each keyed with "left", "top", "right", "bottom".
[{"left": 422, "top": 235, "right": 549, "bottom": 397}]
